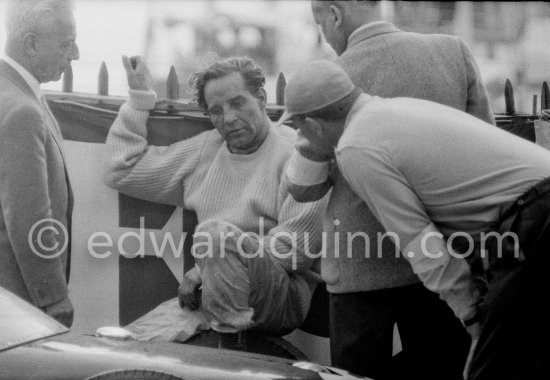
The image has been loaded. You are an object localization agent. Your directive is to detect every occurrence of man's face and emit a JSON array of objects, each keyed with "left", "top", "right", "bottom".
[
  {"left": 32, "top": 13, "right": 79, "bottom": 83},
  {"left": 311, "top": 0, "right": 347, "bottom": 56},
  {"left": 204, "top": 72, "right": 268, "bottom": 153}
]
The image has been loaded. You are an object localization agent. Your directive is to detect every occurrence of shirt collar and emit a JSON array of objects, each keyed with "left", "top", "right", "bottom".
[
  {"left": 348, "top": 21, "right": 401, "bottom": 49},
  {"left": 0, "top": 54, "right": 42, "bottom": 100}
]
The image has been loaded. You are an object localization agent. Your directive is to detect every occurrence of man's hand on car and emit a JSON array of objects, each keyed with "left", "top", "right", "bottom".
[{"left": 178, "top": 267, "right": 202, "bottom": 311}]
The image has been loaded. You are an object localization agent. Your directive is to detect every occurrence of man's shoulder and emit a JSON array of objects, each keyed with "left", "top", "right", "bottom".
[
  {"left": 338, "top": 30, "right": 462, "bottom": 78},
  {"left": 254, "top": 126, "right": 296, "bottom": 168},
  {"left": 337, "top": 29, "right": 468, "bottom": 95},
  {"left": 0, "top": 74, "right": 34, "bottom": 101},
  {"left": 191, "top": 129, "right": 225, "bottom": 157},
  {"left": 0, "top": 84, "right": 40, "bottom": 123},
  {"left": 407, "top": 32, "right": 462, "bottom": 51},
  {"left": 270, "top": 124, "right": 296, "bottom": 147},
  {"left": 354, "top": 29, "right": 459, "bottom": 51}
]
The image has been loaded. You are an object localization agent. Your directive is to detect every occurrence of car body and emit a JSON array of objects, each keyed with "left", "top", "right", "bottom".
[{"left": 0, "top": 287, "right": 369, "bottom": 380}]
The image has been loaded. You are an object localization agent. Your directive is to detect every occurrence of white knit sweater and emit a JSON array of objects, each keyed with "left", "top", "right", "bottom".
[{"left": 103, "top": 90, "right": 326, "bottom": 317}]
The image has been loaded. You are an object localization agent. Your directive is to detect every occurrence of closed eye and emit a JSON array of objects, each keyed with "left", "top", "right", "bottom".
[
  {"left": 229, "top": 96, "right": 245, "bottom": 109},
  {"left": 60, "top": 40, "right": 75, "bottom": 52},
  {"left": 207, "top": 107, "right": 222, "bottom": 117}
]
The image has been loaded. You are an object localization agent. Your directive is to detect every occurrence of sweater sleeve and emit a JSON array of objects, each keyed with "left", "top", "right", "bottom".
[
  {"left": 103, "top": 90, "right": 210, "bottom": 207},
  {"left": 459, "top": 37, "right": 495, "bottom": 125},
  {"left": 263, "top": 175, "right": 329, "bottom": 273},
  {"left": 336, "top": 146, "right": 481, "bottom": 322}
]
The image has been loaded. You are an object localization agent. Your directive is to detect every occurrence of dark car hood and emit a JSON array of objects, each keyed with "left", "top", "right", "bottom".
[{"left": 0, "top": 332, "right": 322, "bottom": 379}]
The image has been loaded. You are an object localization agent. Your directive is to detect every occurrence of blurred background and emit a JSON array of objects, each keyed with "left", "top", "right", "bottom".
[{"left": 1, "top": 0, "right": 549, "bottom": 114}]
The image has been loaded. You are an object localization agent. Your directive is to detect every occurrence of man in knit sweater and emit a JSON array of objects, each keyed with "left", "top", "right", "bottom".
[
  {"left": 289, "top": 1, "right": 494, "bottom": 379},
  {"left": 103, "top": 56, "right": 327, "bottom": 348}
]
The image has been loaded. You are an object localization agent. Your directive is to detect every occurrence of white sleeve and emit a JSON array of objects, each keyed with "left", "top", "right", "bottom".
[
  {"left": 286, "top": 150, "right": 330, "bottom": 186},
  {"left": 284, "top": 150, "right": 332, "bottom": 203},
  {"left": 335, "top": 146, "right": 480, "bottom": 321}
]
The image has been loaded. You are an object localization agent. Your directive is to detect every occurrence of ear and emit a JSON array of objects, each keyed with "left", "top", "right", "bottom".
[
  {"left": 22, "top": 32, "right": 39, "bottom": 56},
  {"left": 328, "top": 4, "right": 343, "bottom": 29},
  {"left": 305, "top": 117, "right": 325, "bottom": 138},
  {"left": 257, "top": 88, "right": 267, "bottom": 109}
]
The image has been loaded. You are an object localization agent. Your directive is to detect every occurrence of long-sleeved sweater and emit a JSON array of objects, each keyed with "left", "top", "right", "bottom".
[
  {"left": 103, "top": 90, "right": 327, "bottom": 317},
  {"left": 287, "top": 94, "right": 550, "bottom": 321}
]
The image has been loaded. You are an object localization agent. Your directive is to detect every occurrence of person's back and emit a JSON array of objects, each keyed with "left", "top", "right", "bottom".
[
  {"left": 328, "top": 22, "right": 495, "bottom": 294},
  {"left": 338, "top": 21, "right": 494, "bottom": 124}
]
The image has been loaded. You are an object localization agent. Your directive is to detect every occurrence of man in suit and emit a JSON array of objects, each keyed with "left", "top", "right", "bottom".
[
  {"left": 287, "top": 1, "right": 494, "bottom": 379},
  {"left": 0, "top": 0, "right": 79, "bottom": 327}
]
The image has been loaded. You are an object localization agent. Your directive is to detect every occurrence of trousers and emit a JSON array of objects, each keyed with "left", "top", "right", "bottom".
[
  {"left": 468, "top": 177, "right": 550, "bottom": 379},
  {"left": 193, "top": 219, "right": 307, "bottom": 335},
  {"left": 330, "top": 283, "right": 470, "bottom": 380}
]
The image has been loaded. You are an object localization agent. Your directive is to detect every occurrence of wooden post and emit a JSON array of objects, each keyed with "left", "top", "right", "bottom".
[
  {"left": 166, "top": 66, "right": 179, "bottom": 100},
  {"left": 533, "top": 94, "right": 538, "bottom": 115},
  {"left": 98, "top": 61, "right": 109, "bottom": 96},
  {"left": 62, "top": 64, "right": 73, "bottom": 93},
  {"left": 542, "top": 81, "right": 550, "bottom": 110},
  {"left": 504, "top": 79, "right": 515, "bottom": 116},
  {"left": 276, "top": 72, "right": 286, "bottom": 106}
]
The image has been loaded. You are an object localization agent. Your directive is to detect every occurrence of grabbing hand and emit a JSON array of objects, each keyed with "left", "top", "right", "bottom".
[
  {"left": 122, "top": 55, "right": 153, "bottom": 91},
  {"left": 44, "top": 297, "right": 74, "bottom": 327},
  {"left": 295, "top": 122, "right": 334, "bottom": 162},
  {"left": 178, "top": 267, "right": 202, "bottom": 311}
]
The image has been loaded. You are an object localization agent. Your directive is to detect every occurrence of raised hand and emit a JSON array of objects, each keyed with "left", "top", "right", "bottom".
[{"left": 121, "top": 55, "right": 153, "bottom": 91}]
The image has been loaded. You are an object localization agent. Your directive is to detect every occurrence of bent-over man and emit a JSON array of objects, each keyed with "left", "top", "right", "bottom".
[
  {"left": 304, "top": 1, "right": 494, "bottom": 379},
  {"left": 283, "top": 60, "right": 550, "bottom": 380}
]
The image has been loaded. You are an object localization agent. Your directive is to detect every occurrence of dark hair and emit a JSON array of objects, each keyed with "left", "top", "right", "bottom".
[
  {"left": 189, "top": 56, "right": 266, "bottom": 110},
  {"left": 304, "top": 87, "right": 362, "bottom": 121}
]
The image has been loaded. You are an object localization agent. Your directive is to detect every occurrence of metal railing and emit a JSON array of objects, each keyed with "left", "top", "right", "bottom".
[{"left": 47, "top": 61, "right": 550, "bottom": 135}]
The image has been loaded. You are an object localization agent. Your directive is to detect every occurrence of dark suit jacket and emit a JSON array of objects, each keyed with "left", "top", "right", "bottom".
[
  {"left": 322, "top": 22, "right": 495, "bottom": 293},
  {"left": 0, "top": 59, "right": 73, "bottom": 308}
]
